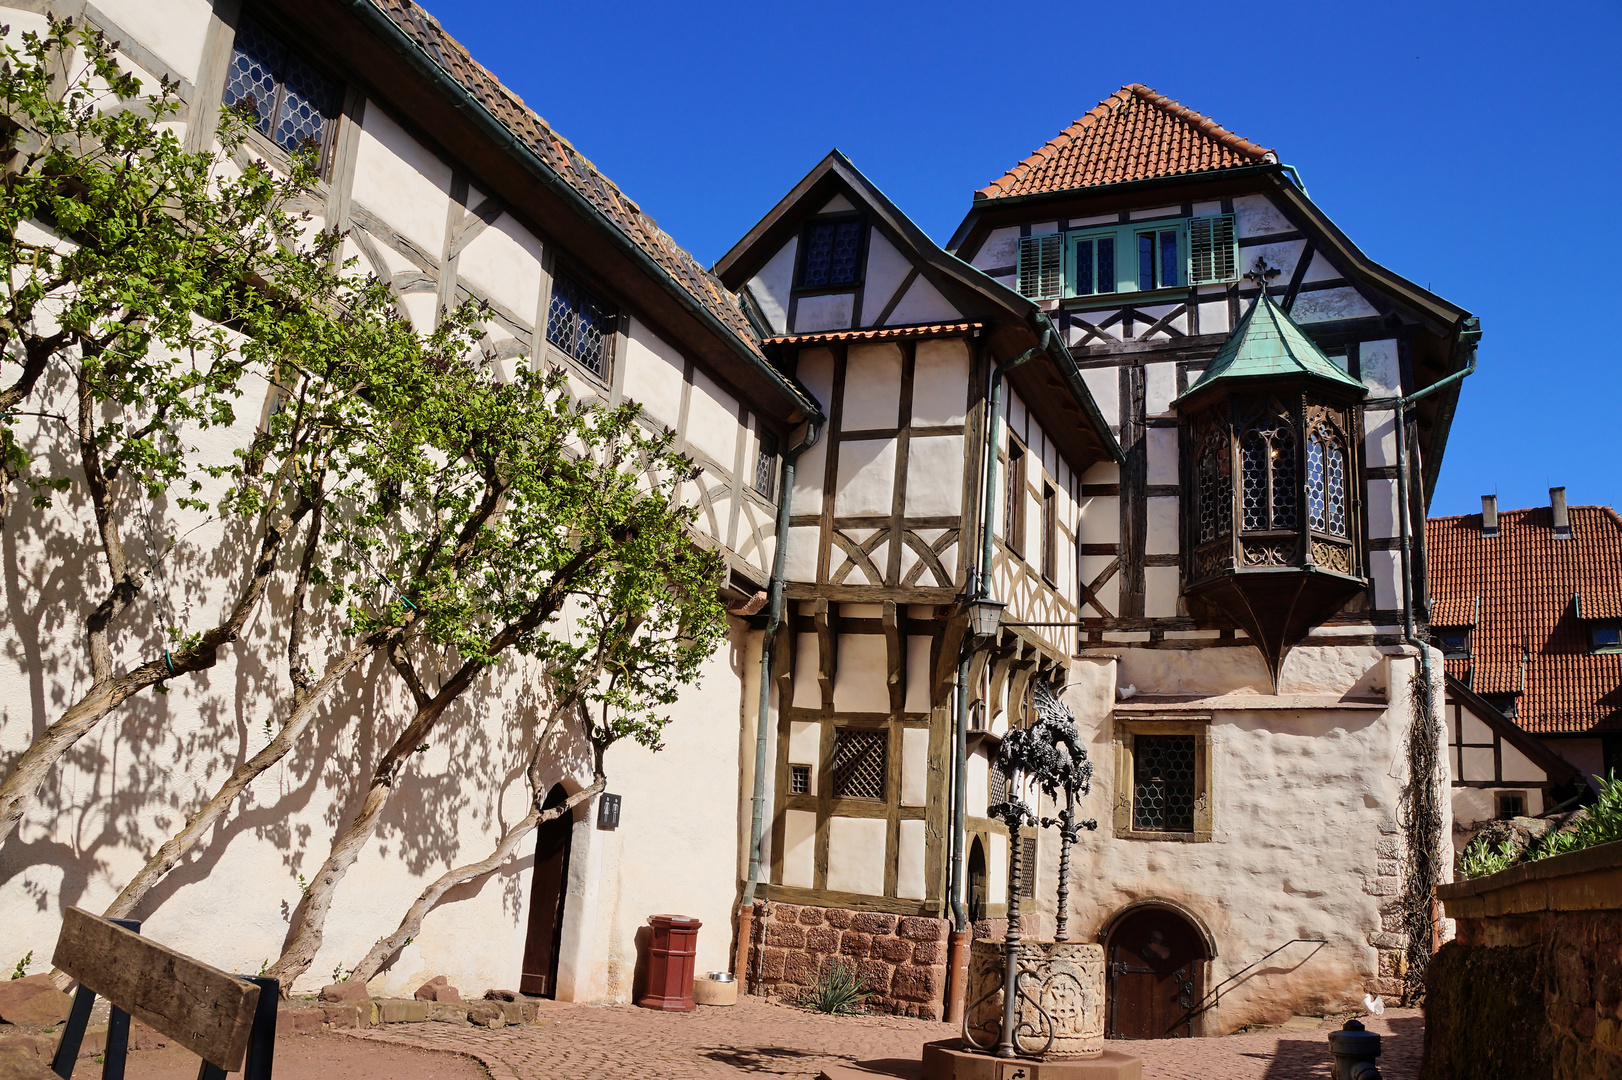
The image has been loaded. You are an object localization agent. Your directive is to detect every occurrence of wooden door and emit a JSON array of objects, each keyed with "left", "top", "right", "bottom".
[
  {"left": 519, "top": 785, "right": 572, "bottom": 997},
  {"left": 1106, "top": 908, "right": 1205, "bottom": 1039}
]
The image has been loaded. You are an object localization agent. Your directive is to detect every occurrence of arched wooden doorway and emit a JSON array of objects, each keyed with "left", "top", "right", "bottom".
[
  {"left": 1103, "top": 904, "right": 1210, "bottom": 1039},
  {"left": 967, "top": 837, "right": 988, "bottom": 922},
  {"left": 519, "top": 784, "right": 573, "bottom": 997}
]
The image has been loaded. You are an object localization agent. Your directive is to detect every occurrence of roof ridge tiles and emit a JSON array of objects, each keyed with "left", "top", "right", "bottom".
[{"left": 978, "top": 84, "right": 1274, "bottom": 200}]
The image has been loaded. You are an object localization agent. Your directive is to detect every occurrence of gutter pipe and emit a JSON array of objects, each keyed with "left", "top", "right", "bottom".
[
  {"left": 336, "top": 0, "right": 819, "bottom": 422},
  {"left": 735, "top": 418, "right": 821, "bottom": 974},
  {"left": 1393, "top": 328, "right": 1477, "bottom": 976}
]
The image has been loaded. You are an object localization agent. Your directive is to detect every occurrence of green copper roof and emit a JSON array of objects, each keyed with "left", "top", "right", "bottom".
[{"left": 1176, "top": 292, "right": 1365, "bottom": 404}]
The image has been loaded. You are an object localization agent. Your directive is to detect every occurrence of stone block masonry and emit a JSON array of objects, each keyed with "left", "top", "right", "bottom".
[
  {"left": 745, "top": 901, "right": 950, "bottom": 1020},
  {"left": 1424, "top": 839, "right": 1622, "bottom": 1079}
]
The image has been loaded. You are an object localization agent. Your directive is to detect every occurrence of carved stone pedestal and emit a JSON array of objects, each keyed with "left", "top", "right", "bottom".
[{"left": 966, "top": 940, "right": 1106, "bottom": 1057}]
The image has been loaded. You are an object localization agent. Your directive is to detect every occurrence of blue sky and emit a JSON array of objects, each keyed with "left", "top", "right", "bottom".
[{"left": 423, "top": 0, "right": 1620, "bottom": 518}]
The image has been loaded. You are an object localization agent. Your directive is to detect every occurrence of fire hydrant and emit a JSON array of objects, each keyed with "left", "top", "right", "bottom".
[{"left": 1328, "top": 1018, "right": 1382, "bottom": 1080}]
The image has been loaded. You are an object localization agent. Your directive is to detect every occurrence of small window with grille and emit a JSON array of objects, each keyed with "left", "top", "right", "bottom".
[
  {"left": 754, "top": 430, "right": 778, "bottom": 499},
  {"left": 988, "top": 761, "right": 1006, "bottom": 810},
  {"left": 789, "top": 764, "right": 811, "bottom": 796},
  {"left": 546, "top": 273, "right": 616, "bottom": 377},
  {"left": 222, "top": 16, "right": 340, "bottom": 163},
  {"left": 1132, "top": 734, "right": 1198, "bottom": 833},
  {"left": 797, "top": 216, "right": 865, "bottom": 289},
  {"left": 831, "top": 729, "right": 887, "bottom": 801},
  {"left": 1016, "top": 835, "right": 1037, "bottom": 898},
  {"left": 1495, "top": 791, "right": 1527, "bottom": 820}
]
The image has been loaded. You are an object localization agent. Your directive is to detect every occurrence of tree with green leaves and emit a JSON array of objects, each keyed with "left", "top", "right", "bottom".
[{"left": 0, "top": 16, "right": 354, "bottom": 843}]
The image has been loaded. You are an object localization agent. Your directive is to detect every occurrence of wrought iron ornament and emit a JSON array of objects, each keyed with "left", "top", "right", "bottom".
[{"left": 962, "top": 678, "right": 1097, "bottom": 1059}]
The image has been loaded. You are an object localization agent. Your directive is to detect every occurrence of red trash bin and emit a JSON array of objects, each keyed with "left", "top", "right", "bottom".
[{"left": 638, "top": 914, "right": 702, "bottom": 1012}]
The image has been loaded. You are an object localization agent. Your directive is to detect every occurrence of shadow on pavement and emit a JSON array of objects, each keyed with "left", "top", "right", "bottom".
[
  {"left": 698, "top": 1044, "right": 841, "bottom": 1072},
  {"left": 1257, "top": 1037, "right": 1333, "bottom": 1079}
]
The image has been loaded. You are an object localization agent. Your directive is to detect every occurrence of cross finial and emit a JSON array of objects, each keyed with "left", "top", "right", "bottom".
[{"left": 1244, "top": 257, "right": 1281, "bottom": 289}]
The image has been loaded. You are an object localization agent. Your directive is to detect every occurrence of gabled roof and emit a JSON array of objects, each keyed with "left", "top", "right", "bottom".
[
  {"left": 977, "top": 85, "right": 1274, "bottom": 200},
  {"left": 1177, "top": 292, "right": 1365, "bottom": 404},
  {"left": 1444, "top": 675, "right": 1582, "bottom": 788},
  {"left": 715, "top": 151, "right": 1123, "bottom": 467},
  {"left": 333, "top": 0, "right": 817, "bottom": 419},
  {"left": 1426, "top": 504, "right": 1622, "bottom": 735}
]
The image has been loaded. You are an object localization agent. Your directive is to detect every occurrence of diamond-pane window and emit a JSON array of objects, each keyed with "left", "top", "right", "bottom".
[
  {"left": 1133, "top": 735, "right": 1197, "bottom": 833},
  {"left": 799, "top": 218, "right": 864, "bottom": 288},
  {"left": 831, "top": 729, "right": 886, "bottom": 801},
  {"left": 1240, "top": 422, "right": 1298, "bottom": 531},
  {"left": 222, "top": 17, "right": 338, "bottom": 159},
  {"left": 546, "top": 274, "right": 616, "bottom": 376},
  {"left": 1197, "top": 436, "right": 1231, "bottom": 544}
]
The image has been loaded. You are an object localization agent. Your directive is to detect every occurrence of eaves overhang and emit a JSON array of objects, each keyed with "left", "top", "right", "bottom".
[{"left": 318, "top": 0, "right": 822, "bottom": 425}]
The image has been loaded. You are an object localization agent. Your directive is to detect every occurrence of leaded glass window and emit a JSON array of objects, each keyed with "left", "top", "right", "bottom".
[
  {"left": 831, "top": 729, "right": 886, "bottom": 801},
  {"left": 1197, "top": 435, "right": 1231, "bottom": 544},
  {"left": 546, "top": 274, "right": 616, "bottom": 375},
  {"left": 799, "top": 218, "right": 864, "bottom": 288},
  {"left": 1240, "top": 421, "right": 1297, "bottom": 531},
  {"left": 754, "top": 431, "right": 778, "bottom": 499},
  {"left": 1132, "top": 735, "right": 1196, "bottom": 833},
  {"left": 1306, "top": 432, "right": 1348, "bottom": 538},
  {"left": 222, "top": 17, "right": 339, "bottom": 160}
]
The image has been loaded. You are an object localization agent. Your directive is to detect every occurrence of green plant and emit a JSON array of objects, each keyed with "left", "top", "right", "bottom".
[
  {"left": 1531, "top": 772, "right": 1622, "bottom": 861},
  {"left": 801, "top": 960, "right": 869, "bottom": 1015},
  {"left": 332, "top": 964, "right": 347, "bottom": 984},
  {"left": 1458, "top": 836, "right": 1518, "bottom": 879},
  {"left": 10, "top": 952, "right": 30, "bottom": 979},
  {"left": 93, "top": 1056, "right": 103, "bottom": 1065}
]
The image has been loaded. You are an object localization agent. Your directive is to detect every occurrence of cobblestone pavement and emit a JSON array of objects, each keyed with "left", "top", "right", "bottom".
[{"left": 345, "top": 998, "right": 1424, "bottom": 1080}]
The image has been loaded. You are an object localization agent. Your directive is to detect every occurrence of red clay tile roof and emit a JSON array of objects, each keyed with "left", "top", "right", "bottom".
[
  {"left": 978, "top": 85, "right": 1274, "bottom": 200},
  {"left": 1426, "top": 505, "right": 1622, "bottom": 735},
  {"left": 762, "top": 323, "right": 983, "bottom": 346},
  {"left": 367, "top": 0, "right": 762, "bottom": 356}
]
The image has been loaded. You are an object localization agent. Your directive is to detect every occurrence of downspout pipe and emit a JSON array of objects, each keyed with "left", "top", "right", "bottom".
[
  {"left": 743, "top": 418, "right": 822, "bottom": 911},
  {"left": 1393, "top": 329, "right": 1476, "bottom": 985},
  {"left": 944, "top": 334, "right": 1041, "bottom": 1025}
]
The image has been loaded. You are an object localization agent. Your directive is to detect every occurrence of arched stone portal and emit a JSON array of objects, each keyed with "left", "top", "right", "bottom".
[{"left": 1101, "top": 902, "right": 1213, "bottom": 1039}]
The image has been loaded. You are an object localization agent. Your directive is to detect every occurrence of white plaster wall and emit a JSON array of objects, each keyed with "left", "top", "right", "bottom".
[
  {"left": 456, "top": 213, "right": 545, "bottom": 324},
  {"left": 93, "top": 0, "right": 212, "bottom": 83},
  {"left": 1053, "top": 648, "right": 1431, "bottom": 1032},
  {"left": 795, "top": 293, "right": 854, "bottom": 334},
  {"left": 971, "top": 227, "right": 1020, "bottom": 273},
  {"left": 826, "top": 816, "right": 886, "bottom": 896},
  {"left": 905, "top": 436, "right": 964, "bottom": 518},
  {"left": 1146, "top": 428, "right": 1179, "bottom": 485},
  {"left": 351, "top": 106, "right": 453, "bottom": 259},
  {"left": 781, "top": 810, "right": 817, "bottom": 888},
  {"left": 901, "top": 728, "right": 929, "bottom": 806},
  {"left": 897, "top": 819, "right": 927, "bottom": 900},
  {"left": 833, "top": 439, "right": 896, "bottom": 517},
  {"left": 884, "top": 276, "right": 959, "bottom": 327},
  {"left": 842, "top": 344, "right": 902, "bottom": 430},
  {"left": 1079, "top": 369, "right": 1119, "bottom": 429},
  {"left": 912, "top": 339, "right": 969, "bottom": 426},
  {"left": 686, "top": 369, "right": 740, "bottom": 470},
  {"left": 832, "top": 635, "right": 888, "bottom": 713},
  {"left": 747, "top": 239, "right": 797, "bottom": 336},
  {"left": 862, "top": 230, "right": 913, "bottom": 325},
  {"left": 1361, "top": 340, "right": 1401, "bottom": 397}
]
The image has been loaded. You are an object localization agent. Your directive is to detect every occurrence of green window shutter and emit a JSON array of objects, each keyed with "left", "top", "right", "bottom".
[
  {"left": 1017, "top": 234, "right": 1063, "bottom": 300},
  {"left": 1189, "top": 214, "right": 1237, "bottom": 285}
]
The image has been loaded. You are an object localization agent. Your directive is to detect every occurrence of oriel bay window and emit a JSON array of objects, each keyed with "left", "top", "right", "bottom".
[{"left": 1173, "top": 293, "right": 1368, "bottom": 683}]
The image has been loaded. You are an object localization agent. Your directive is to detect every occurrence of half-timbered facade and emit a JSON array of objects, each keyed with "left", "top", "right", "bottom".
[
  {"left": 712, "top": 154, "right": 1118, "bottom": 940},
  {"left": 0, "top": 0, "right": 817, "bottom": 1006},
  {"left": 946, "top": 85, "right": 1480, "bottom": 1033}
]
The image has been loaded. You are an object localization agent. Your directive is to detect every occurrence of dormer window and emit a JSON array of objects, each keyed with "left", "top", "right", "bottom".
[
  {"left": 1435, "top": 627, "right": 1472, "bottom": 659},
  {"left": 797, "top": 216, "right": 864, "bottom": 288},
  {"left": 1590, "top": 623, "right": 1622, "bottom": 654}
]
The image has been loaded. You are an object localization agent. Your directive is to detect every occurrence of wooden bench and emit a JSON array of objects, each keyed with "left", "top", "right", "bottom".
[{"left": 0, "top": 907, "right": 278, "bottom": 1080}]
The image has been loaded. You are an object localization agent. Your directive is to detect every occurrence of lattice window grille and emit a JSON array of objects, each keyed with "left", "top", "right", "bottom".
[
  {"left": 1325, "top": 440, "right": 1347, "bottom": 537},
  {"left": 789, "top": 764, "right": 811, "bottom": 796},
  {"left": 800, "top": 219, "right": 864, "bottom": 287},
  {"left": 546, "top": 274, "right": 615, "bottom": 375},
  {"left": 1197, "top": 434, "right": 1232, "bottom": 544},
  {"left": 831, "top": 729, "right": 887, "bottom": 801},
  {"left": 1016, "top": 835, "right": 1037, "bottom": 898},
  {"left": 1189, "top": 214, "right": 1238, "bottom": 285},
  {"left": 988, "top": 763, "right": 1007, "bottom": 810},
  {"left": 754, "top": 431, "right": 778, "bottom": 498},
  {"left": 1133, "top": 735, "right": 1197, "bottom": 832},
  {"left": 1240, "top": 422, "right": 1298, "bottom": 531},
  {"left": 222, "top": 17, "right": 338, "bottom": 159},
  {"left": 1018, "top": 234, "right": 1063, "bottom": 300}
]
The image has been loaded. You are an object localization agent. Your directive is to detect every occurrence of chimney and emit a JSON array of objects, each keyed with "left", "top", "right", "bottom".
[
  {"left": 1551, "top": 487, "right": 1571, "bottom": 539},
  {"left": 1481, "top": 495, "right": 1499, "bottom": 537}
]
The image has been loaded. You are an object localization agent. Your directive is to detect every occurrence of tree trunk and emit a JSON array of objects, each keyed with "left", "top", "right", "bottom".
[
  {"left": 0, "top": 507, "right": 302, "bottom": 845},
  {"left": 347, "top": 776, "right": 604, "bottom": 985},
  {"left": 100, "top": 635, "right": 387, "bottom": 921}
]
